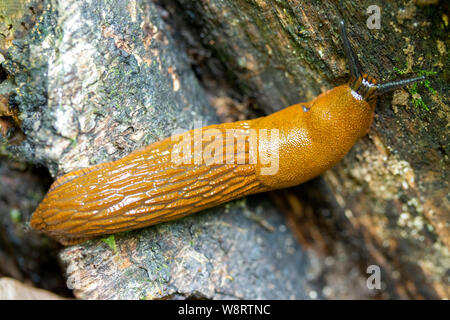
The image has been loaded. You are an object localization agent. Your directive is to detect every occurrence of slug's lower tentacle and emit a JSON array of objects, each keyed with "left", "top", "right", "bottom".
[{"left": 375, "top": 75, "right": 426, "bottom": 96}]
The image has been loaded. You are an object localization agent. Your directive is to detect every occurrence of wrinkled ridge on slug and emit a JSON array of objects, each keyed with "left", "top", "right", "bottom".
[{"left": 31, "top": 124, "right": 268, "bottom": 245}]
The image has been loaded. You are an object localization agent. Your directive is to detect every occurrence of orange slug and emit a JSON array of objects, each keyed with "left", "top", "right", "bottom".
[{"left": 30, "top": 21, "right": 426, "bottom": 245}]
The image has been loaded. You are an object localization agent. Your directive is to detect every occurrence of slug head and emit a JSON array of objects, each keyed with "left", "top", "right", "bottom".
[
  {"left": 301, "top": 20, "right": 428, "bottom": 140},
  {"left": 296, "top": 20, "right": 429, "bottom": 162},
  {"left": 339, "top": 20, "right": 426, "bottom": 101},
  {"left": 304, "top": 84, "right": 375, "bottom": 142},
  {"left": 252, "top": 20, "right": 429, "bottom": 190}
]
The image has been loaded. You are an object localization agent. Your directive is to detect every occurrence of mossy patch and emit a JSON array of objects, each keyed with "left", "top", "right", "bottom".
[{"left": 102, "top": 234, "right": 118, "bottom": 253}]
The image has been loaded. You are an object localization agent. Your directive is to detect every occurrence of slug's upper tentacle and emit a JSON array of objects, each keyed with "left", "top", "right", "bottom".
[{"left": 339, "top": 20, "right": 363, "bottom": 78}]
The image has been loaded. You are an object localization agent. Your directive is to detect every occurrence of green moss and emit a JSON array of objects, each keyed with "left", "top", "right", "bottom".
[
  {"left": 393, "top": 68, "right": 437, "bottom": 112},
  {"left": 418, "top": 70, "right": 438, "bottom": 77},
  {"left": 69, "top": 137, "right": 77, "bottom": 147},
  {"left": 418, "top": 70, "right": 438, "bottom": 95},
  {"left": 409, "top": 83, "right": 429, "bottom": 111},
  {"left": 393, "top": 64, "right": 409, "bottom": 76},
  {"left": 102, "top": 235, "right": 117, "bottom": 253},
  {"left": 408, "top": 70, "right": 437, "bottom": 112},
  {"left": 0, "top": 141, "right": 8, "bottom": 156},
  {"left": 9, "top": 208, "right": 21, "bottom": 223}
]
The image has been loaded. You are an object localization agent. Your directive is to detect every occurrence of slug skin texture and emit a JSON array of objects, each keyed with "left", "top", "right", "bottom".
[{"left": 31, "top": 85, "right": 375, "bottom": 245}]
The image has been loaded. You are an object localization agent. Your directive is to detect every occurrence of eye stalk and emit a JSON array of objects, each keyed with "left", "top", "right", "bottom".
[
  {"left": 339, "top": 20, "right": 427, "bottom": 101},
  {"left": 374, "top": 76, "right": 426, "bottom": 96},
  {"left": 339, "top": 20, "right": 363, "bottom": 79}
]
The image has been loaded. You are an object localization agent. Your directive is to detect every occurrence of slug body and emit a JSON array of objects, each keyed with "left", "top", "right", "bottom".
[{"left": 30, "top": 21, "right": 425, "bottom": 245}]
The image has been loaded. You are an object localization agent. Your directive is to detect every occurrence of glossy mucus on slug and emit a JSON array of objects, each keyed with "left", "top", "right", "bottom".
[{"left": 30, "top": 20, "right": 427, "bottom": 245}]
